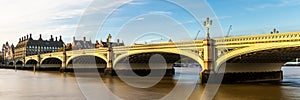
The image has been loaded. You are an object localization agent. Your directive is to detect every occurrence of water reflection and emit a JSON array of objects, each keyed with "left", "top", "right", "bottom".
[{"left": 0, "top": 67, "right": 300, "bottom": 99}]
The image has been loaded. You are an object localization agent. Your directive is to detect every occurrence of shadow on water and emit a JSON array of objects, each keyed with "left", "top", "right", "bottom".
[{"left": 2, "top": 66, "right": 300, "bottom": 100}]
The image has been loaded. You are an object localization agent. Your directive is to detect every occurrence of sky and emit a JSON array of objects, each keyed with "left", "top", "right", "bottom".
[{"left": 0, "top": 0, "right": 300, "bottom": 46}]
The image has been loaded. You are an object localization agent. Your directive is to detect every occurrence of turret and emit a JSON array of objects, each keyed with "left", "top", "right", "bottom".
[
  {"left": 29, "top": 34, "right": 33, "bottom": 40},
  {"left": 39, "top": 34, "right": 43, "bottom": 40},
  {"left": 50, "top": 35, "right": 54, "bottom": 41},
  {"left": 59, "top": 36, "right": 63, "bottom": 42}
]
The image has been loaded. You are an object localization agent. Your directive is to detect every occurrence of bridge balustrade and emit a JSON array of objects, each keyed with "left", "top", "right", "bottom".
[{"left": 214, "top": 32, "right": 300, "bottom": 46}]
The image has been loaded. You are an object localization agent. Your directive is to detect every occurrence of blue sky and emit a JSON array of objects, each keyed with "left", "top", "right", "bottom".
[
  {"left": 209, "top": 0, "right": 300, "bottom": 36},
  {"left": 1, "top": 0, "right": 300, "bottom": 45}
]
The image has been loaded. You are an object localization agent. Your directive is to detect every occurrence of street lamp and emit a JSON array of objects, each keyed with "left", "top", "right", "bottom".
[
  {"left": 270, "top": 28, "right": 279, "bottom": 34},
  {"left": 203, "top": 17, "right": 213, "bottom": 39}
]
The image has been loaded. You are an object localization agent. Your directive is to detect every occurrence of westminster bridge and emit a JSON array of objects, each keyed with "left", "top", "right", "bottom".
[{"left": 3, "top": 32, "right": 300, "bottom": 82}]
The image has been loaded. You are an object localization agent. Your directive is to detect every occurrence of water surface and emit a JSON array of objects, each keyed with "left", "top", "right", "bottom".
[{"left": 0, "top": 67, "right": 300, "bottom": 100}]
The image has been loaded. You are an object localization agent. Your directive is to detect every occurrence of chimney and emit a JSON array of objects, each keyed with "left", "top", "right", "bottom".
[
  {"left": 73, "top": 36, "right": 75, "bottom": 42},
  {"left": 50, "top": 35, "right": 53, "bottom": 41},
  {"left": 29, "top": 34, "right": 32, "bottom": 39},
  {"left": 19, "top": 38, "right": 21, "bottom": 42},
  {"left": 117, "top": 39, "right": 120, "bottom": 43},
  {"left": 22, "top": 37, "right": 23, "bottom": 41},
  {"left": 59, "top": 35, "right": 62, "bottom": 41},
  {"left": 83, "top": 37, "right": 86, "bottom": 42},
  {"left": 26, "top": 34, "right": 29, "bottom": 39},
  {"left": 39, "top": 34, "right": 42, "bottom": 40},
  {"left": 24, "top": 36, "right": 26, "bottom": 40},
  {"left": 55, "top": 37, "right": 58, "bottom": 41}
]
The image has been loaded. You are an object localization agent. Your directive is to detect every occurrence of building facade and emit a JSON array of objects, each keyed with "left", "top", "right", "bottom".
[
  {"left": 2, "top": 42, "right": 15, "bottom": 64},
  {"left": 72, "top": 37, "right": 94, "bottom": 50},
  {"left": 95, "top": 39, "right": 125, "bottom": 48},
  {"left": 14, "top": 34, "right": 64, "bottom": 59},
  {"left": 71, "top": 34, "right": 124, "bottom": 50}
]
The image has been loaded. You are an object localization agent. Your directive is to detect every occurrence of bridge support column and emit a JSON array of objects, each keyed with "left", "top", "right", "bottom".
[
  {"left": 22, "top": 58, "right": 25, "bottom": 69},
  {"left": 201, "top": 38, "right": 216, "bottom": 83},
  {"left": 105, "top": 44, "right": 115, "bottom": 75},
  {"left": 36, "top": 55, "right": 41, "bottom": 71},
  {"left": 60, "top": 46, "right": 67, "bottom": 72}
]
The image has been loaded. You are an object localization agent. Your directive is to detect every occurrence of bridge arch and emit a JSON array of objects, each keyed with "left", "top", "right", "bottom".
[
  {"left": 114, "top": 49, "right": 204, "bottom": 68},
  {"left": 216, "top": 41, "right": 300, "bottom": 71},
  {"left": 41, "top": 57, "right": 63, "bottom": 64},
  {"left": 66, "top": 54, "right": 108, "bottom": 65},
  {"left": 66, "top": 55, "right": 107, "bottom": 69},
  {"left": 8, "top": 62, "right": 14, "bottom": 66},
  {"left": 25, "top": 59, "right": 38, "bottom": 64},
  {"left": 16, "top": 60, "right": 23, "bottom": 65},
  {"left": 40, "top": 57, "right": 62, "bottom": 69}
]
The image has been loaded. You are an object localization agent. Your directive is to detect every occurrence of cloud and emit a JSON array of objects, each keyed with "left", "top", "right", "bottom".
[
  {"left": 217, "top": 16, "right": 232, "bottom": 20},
  {"left": 148, "top": 11, "right": 172, "bottom": 15},
  {"left": 0, "top": 0, "right": 94, "bottom": 45},
  {"left": 127, "top": 1, "right": 148, "bottom": 5},
  {"left": 246, "top": 0, "right": 300, "bottom": 11},
  {"left": 135, "top": 17, "right": 145, "bottom": 21},
  {"left": 0, "top": 0, "right": 136, "bottom": 45}
]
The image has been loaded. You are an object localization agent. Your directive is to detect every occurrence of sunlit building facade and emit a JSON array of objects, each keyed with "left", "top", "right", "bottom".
[{"left": 14, "top": 34, "right": 64, "bottom": 59}]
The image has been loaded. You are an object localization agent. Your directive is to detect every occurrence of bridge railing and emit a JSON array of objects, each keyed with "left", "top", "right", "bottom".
[
  {"left": 25, "top": 48, "right": 109, "bottom": 58},
  {"left": 66, "top": 48, "right": 108, "bottom": 55},
  {"left": 215, "top": 32, "right": 300, "bottom": 45},
  {"left": 113, "top": 40, "right": 204, "bottom": 52}
]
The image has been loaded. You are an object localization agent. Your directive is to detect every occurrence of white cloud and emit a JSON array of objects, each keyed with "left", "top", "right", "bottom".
[
  {"left": 246, "top": 0, "right": 300, "bottom": 11},
  {"left": 0, "top": 0, "right": 137, "bottom": 45},
  {"left": 148, "top": 11, "right": 172, "bottom": 15},
  {"left": 135, "top": 17, "right": 145, "bottom": 21},
  {"left": 217, "top": 16, "right": 232, "bottom": 20}
]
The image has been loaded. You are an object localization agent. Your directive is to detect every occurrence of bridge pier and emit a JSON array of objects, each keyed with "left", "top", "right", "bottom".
[
  {"left": 36, "top": 54, "right": 41, "bottom": 71},
  {"left": 201, "top": 63, "right": 284, "bottom": 83},
  {"left": 201, "top": 37, "right": 217, "bottom": 83},
  {"left": 60, "top": 45, "right": 67, "bottom": 72},
  {"left": 104, "top": 43, "right": 116, "bottom": 75},
  {"left": 60, "top": 50, "right": 67, "bottom": 72}
]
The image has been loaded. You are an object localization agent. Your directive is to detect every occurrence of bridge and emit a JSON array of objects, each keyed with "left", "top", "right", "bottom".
[{"left": 3, "top": 32, "right": 300, "bottom": 82}]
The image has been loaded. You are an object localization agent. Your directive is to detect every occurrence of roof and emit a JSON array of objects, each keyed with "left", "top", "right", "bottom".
[{"left": 15, "top": 39, "right": 64, "bottom": 49}]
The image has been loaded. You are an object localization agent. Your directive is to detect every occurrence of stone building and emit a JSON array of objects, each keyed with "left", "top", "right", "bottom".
[
  {"left": 72, "top": 35, "right": 124, "bottom": 50},
  {"left": 2, "top": 42, "right": 15, "bottom": 64},
  {"left": 14, "top": 34, "right": 64, "bottom": 59},
  {"left": 71, "top": 37, "right": 94, "bottom": 50},
  {"left": 95, "top": 39, "right": 125, "bottom": 48}
]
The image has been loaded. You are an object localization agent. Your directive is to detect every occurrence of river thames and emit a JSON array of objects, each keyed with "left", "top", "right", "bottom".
[{"left": 0, "top": 67, "right": 300, "bottom": 100}]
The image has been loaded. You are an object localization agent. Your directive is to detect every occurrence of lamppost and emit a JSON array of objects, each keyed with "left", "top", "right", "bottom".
[
  {"left": 105, "top": 34, "right": 114, "bottom": 75},
  {"left": 60, "top": 43, "right": 67, "bottom": 72},
  {"left": 35, "top": 46, "right": 41, "bottom": 72},
  {"left": 203, "top": 17, "right": 213, "bottom": 39},
  {"left": 270, "top": 28, "right": 279, "bottom": 34}
]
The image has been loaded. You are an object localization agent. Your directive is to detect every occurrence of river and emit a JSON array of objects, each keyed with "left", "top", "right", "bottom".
[{"left": 0, "top": 67, "right": 300, "bottom": 100}]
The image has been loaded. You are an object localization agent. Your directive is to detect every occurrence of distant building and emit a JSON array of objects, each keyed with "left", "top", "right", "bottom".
[
  {"left": 71, "top": 37, "right": 94, "bottom": 50},
  {"left": 95, "top": 39, "right": 125, "bottom": 48},
  {"left": 97, "top": 34, "right": 125, "bottom": 47},
  {"left": 0, "top": 51, "right": 3, "bottom": 64},
  {"left": 14, "top": 34, "right": 64, "bottom": 59},
  {"left": 71, "top": 35, "right": 124, "bottom": 50},
  {"left": 2, "top": 42, "right": 14, "bottom": 63}
]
